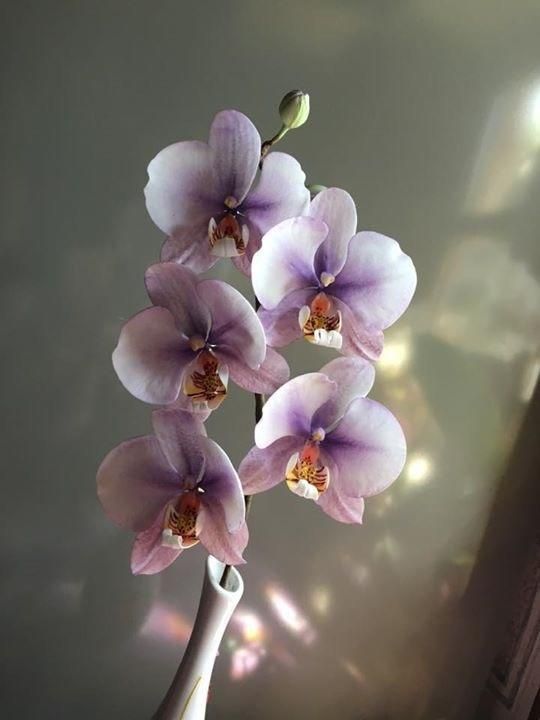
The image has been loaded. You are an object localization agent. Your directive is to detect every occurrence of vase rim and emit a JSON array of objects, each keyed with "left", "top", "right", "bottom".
[{"left": 206, "top": 555, "right": 244, "bottom": 597}]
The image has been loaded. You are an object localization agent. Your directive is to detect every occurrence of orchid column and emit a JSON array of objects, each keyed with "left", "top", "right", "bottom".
[{"left": 97, "top": 91, "right": 416, "bottom": 719}]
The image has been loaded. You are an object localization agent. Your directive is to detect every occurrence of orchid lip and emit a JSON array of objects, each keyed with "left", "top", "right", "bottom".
[
  {"left": 161, "top": 491, "right": 201, "bottom": 550},
  {"left": 208, "top": 215, "right": 249, "bottom": 257},
  {"left": 285, "top": 445, "right": 330, "bottom": 501},
  {"left": 183, "top": 349, "right": 228, "bottom": 410}
]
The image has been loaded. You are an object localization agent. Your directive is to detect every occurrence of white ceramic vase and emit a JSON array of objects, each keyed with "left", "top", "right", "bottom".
[{"left": 152, "top": 556, "right": 244, "bottom": 720}]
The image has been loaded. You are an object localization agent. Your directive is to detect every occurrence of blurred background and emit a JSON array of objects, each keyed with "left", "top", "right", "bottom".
[{"left": 1, "top": 1, "right": 540, "bottom": 718}]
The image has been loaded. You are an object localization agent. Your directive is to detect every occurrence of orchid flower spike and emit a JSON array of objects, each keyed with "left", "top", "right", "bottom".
[
  {"left": 97, "top": 409, "right": 248, "bottom": 574},
  {"left": 144, "top": 110, "right": 310, "bottom": 276},
  {"left": 112, "top": 263, "right": 289, "bottom": 415},
  {"left": 252, "top": 187, "right": 417, "bottom": 360},
  {"left": 239, "top": 357, "right": 406, "bottom": 523}
]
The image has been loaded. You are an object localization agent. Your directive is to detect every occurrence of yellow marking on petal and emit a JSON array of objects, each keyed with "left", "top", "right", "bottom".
[
  {"left": 301, "top": 292, "right": 342, "bottom": 347},
  {"left": 162, "top": 491, "right": 201, "bottom": 549},
  {"left": 183, "top": 350, "right": 228, "bottom": 410},
  {"left": 208, "top": 213, "right": 248, "bottom": 257},
  {"left": 285, "top": 444, "right": 330, "bottom": 499}
]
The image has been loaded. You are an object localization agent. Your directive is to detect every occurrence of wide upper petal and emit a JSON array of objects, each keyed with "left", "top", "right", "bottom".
[
  {"left": 145, "top": 263, "right": 211, "bottom": 338},
  {"left": 151, "top": 408, "right": 206, "bottom": 479},
  {"left": 252, "top": 216, "right": 326, "bottom": 310},
  {"left": 198, "top": 278, "right": 266, "bottom": 369},
  {"left": 332, "top": 231, "right": 417, "bottom": 330},
  {"left": 313, "top": 356, "right": 376, "bottom": 430},
  {"left": 97, "top": 435, "right": 178, "bottom": 532},
  {"left": 243, "top": 152, "right": 310, "bottom": 235},
  {"left": 131, "top": 507, "right": 182, "bottom": 575},
  {"left": 112, "top": 306, "right": 193, "bottom": 404},
  {"left": 324, "top": 397, "right": 406, "bottom": 498},
  {"left": 198, "top": 436, "right": 246, "bottom": 532},
  {"left": 257, "top": 288, "right": 313, "bottom": 348},
  {"left": 144, "top": 140, "right": 219, "bottom": 236},
  {"left": 160, "top": 225, "right": 218, "bottom": 274},
  {"left": 197, "top": 504, "right": 248, "bottom": 566},
  {"left": 221, "top": 346, "right": 290, "bottom": 394},
  {"left": 309, "top": 188, "right": 357, "bottom": 278},
  {"left": 255, "top": 373, "right": 336, "bottom": 448},
  {"left": 239, "top": 437, "right": 303, "bottom": 494},
  {"left": 208, "top": 110, "right": 261, "bottom": 205}
]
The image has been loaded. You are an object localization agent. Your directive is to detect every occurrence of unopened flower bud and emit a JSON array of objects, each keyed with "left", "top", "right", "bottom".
[{"left": 279, "top": 90, "right": 310, "bottom": 130}]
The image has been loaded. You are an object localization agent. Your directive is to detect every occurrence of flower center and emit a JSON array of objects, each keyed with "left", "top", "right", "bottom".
[
  {"left": 183, "top": 349, "right": 228, "bottom": 411},
  {"left": 161, "top": 490, "right": 201, "bottom": 550},
  {"left": 298, "top": 292, "right": 343, "bottom": 350},
  {"left": 285, "top": 443, "right": 330, "bottom": 501},
  {"left": 208, "top": 207, "right": 249, "bottom": 258}
]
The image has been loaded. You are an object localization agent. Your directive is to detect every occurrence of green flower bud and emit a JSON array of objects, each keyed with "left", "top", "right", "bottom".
[{"left": 279, "top": 90, "right": 310, "bottom": 130}]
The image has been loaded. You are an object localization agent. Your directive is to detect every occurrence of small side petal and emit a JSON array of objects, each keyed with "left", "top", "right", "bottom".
[
  {"left": 314, "top": 356, "right": 376, "bottom": 430},
  {"left": 309, "top": 187, "right": 357, "bottom": 277},
  {"left": 325, "top": 397, "right": 406, "bottom": 498},
  {"left": 145, "top": 263, "right": 211, "bottom": 339},
  {"left": 97, "top": 436, "right": 178, "bottom": 532},
  {"left": 257, "top": 288, "right": 312, "bottom": 348},
  {"left": 222, "top": 346, "right": 290, "bottom": 394},
  {"left": 198, "top": 278, "right": 266, "bottom": 369},
  {"left": 208, "top": 110, "right": 261, "bottom": 205},
  {"left": 131, "top": 508, "right": 182, "bottom": 575},
  {"left": 151, "top": 408, "right": 206, "bottom": 480},
  {"left": 197, "top": 504, "right": 249, "bottom": 566},
  {"left": 332, "top": 232, "right": 417, "bottom": 330},
  {"left": 255, "top": 373, "right": 336, "bottom": 448},
  {"left": 317, "top": 453, "right": 365, "bottom": 523},
  {"left": 251, "top": 216, "right": 325, "bottom": 310},
  {"left": 243, "top": 152, "right": 310, "bottom": 236},
  {"left": 239, "top": 437, "right": 303, "bottom": 494},
  {"left": 144, "top": 140, "right": 218, "bottom": 235},
  {"left": 112, "top": 307, "right": 193, "bottom": 404}
]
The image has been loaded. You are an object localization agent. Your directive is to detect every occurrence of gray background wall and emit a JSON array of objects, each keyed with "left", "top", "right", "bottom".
[{"left": 2, "top": 2, "right": 540, "bottom": 718}]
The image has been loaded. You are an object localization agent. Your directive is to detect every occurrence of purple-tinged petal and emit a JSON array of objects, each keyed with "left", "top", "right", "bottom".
[
  {"left": 131, "top": 508, "right": 182, "bottom": 575},
  {"left": 198, "top": 279, "right": 266, "bottom": 369},
  {"left": 317, "top": 479, "right": 365, "bottom": 523},
  {"left": 145, "top": 263, "right": 211, "bottom": 339},
  {"left": 324, "top": 397, "right": 406, "bottom": 498},
  {"left": 314, "top": 356, "right": 376, "bottom": 430},
  {"left": 197, "top": 505, "right": 248, "bottom": 566},
  {"left": 221, "top": 346, "right": 290, "bottom": 395},
  {"left": 257, "top": 288, "right": 312, "bottom": 348},
  {"left": 239, "top": 437, "right": 303, "bottom": 494},
  {"left": 252, "top": 216, "right": 326, "bottom": 310},
  {"left": 151, "top": 409, "right": 206, "bottom": 480},
  {"left": 332, "top": 232, "right": 417, "bottom": 330},
  {"left": 333, "top": 297, "right": 384, "bottom": 361},
  {"left": 199, "top": 436, "right": 245, "bottom": 532},
  {"left": 208, "top": 110, "right": 261, "bottom": 205},
  {"left": 112, "top": 307, "right": 193, "bottom": 404},
  {"left": 243, "top": 152, "right": 310, "bottom": 235},
  {"left": 160, "top": 226, "right": 218, "bottom": 274},
  {"left": 255, "top": 373, "right": 336, "bottom": 448},
  {"left": 144, "top": 140, "right": 219, "bottom": 236},
  {"left": 309, "top": 188, "right": 357, "bottom": 278},
  {"left": 97, "top": 436, "right": 178, "bottom": 532}
]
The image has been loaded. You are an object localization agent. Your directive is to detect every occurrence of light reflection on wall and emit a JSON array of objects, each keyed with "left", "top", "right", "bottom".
[
  {"left": 265, "top": 583, "right": 317, "bottom": 645},
  {"left": 139, "top": 603, "right": 192, "bottom": 645},
  {"left": 465, "top": 78, "right": 540, "bottom": 216}
]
